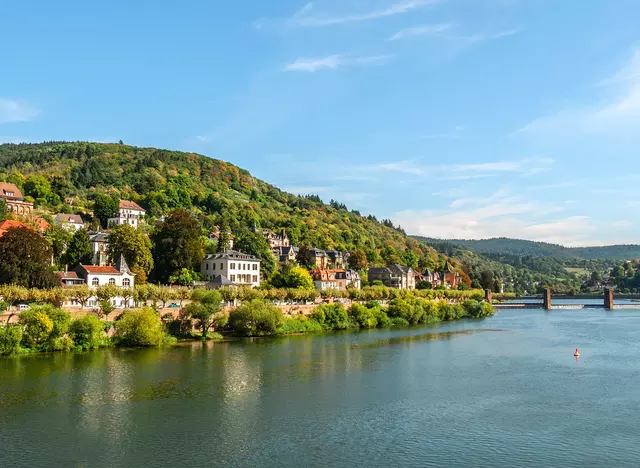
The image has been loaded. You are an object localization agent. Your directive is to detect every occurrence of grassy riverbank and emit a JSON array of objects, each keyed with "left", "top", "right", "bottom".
[{"left": 0, "top": 298, "right": 493, "bottom": 357}]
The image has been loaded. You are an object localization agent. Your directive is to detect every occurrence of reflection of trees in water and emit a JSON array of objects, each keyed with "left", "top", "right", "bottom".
[{"left": 349, "top": 329, "right": 505, "bottom": 350}]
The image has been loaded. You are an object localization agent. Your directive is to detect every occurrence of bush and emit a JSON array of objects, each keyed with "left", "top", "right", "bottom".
[
  {"left": 42, "top": 305, "right": 71, "bottom": 338},
  {"left": 229, "top": 299, "right": 284, "bottom": 337},
  {"left": 280, "top": 315, "right": 324, "bottom": 334},
  {"left": 311, "top": 303, "right": 350, "bottom": 330},
  {"left": 19, "top": 309, "right": 54, "bottom": 348},
  {"left": 70, "top": 314, "right": 107, "bottom": 350},
  {"left": 0, "top": 325, "right": 23, "bottom": 355},
  {"left": 51, "top": 335, "right": 75, "bottom": 352},
  {"left": 115, "top": 307, "right": 168, "bottom": 347},
  {"left": 348, "top": 304, "right": 378, "bottom": 329},
  {"left": 390, "top": 317, "right": 410, "bottom": 327}
]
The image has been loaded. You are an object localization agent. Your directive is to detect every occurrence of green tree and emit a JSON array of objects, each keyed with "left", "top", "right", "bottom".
[
  {"left": 45, "top": 224, "right": 72, "bottom": 268},
  {"left": 0, "top": 325, "right": 23, "bottom": 355},
  {"left": 347, "top": 249, "right": 368, "bottom": 271},
  {"left": 93, "top": 194, "right": 119, "bottom": 228},
  {"left": 270, "top": 265, "right": 314, "bottom": 290},
  {"left": 215, "top": 220, "right": 231, "bottom": 252},
  {"left": 0, "top": 199, "right": 8, "bottom": 222},
  {"left": 19, "top": 309, "right": 54, "bottom": 348},
  {"left": 401, "top": 250, "right": 420, "bottom": 269},
  {"left": 23, "top": 175, "right": 52, "bottom": 201},
  {"left": 234, "top": 232, "right": 277, "bottom": 279},
  {"left": 168, "top": 268, "right": 197, "bottom": 286},
  {"left": 184, "top": 289, "right": 226, "bottom": 339},
  {"left": 151, "top": 209, "right": 204, "bottom": 283},
  {"left": 114, "top": 307, "right": 167, "bottom": 347},
  {"left": 106, "top": 223, "right": 153, "bottom": 276},
  {"left": 61, "top": 228, "right": 92, "bottom": 268},
  {"left": 480, "top": 270, "right": 494, "bottom": 290},
  {"left": 0, "top": 226, "right": 58, "bottom": 288},
  {"left": 69, "top": 314, "right": 105, "bottom": 350},
  {"left": 229, "top": 299, "right": 284, "bottom": 336}
]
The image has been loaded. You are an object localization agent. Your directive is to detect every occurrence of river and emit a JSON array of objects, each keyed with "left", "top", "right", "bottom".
[{"left": 3, "top": 305, "right": 640, "bottom": 467}]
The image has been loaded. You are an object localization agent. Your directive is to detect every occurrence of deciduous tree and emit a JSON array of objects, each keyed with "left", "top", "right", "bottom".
[
  {"left": 107, "top": 223, "right": 153, "bottom": 275},
  {"left": 61, "top": 228, "right": 92, "bottom": 269},
  {"left": 0, "top": 226, "right": 58, "bottom": 288}
]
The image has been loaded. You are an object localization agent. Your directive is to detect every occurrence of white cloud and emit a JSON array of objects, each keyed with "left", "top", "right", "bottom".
[
  {"left": 361, "top": 159, "right": 425, "bottom": 175},
  {"left": 284, "top": 54, "right": 392, "bottom": 72},
  {"left": 195, "top": 135, "right": 210, "bottom": 142},
  {"left": 290, "top": 0, "right": 440, "bottom": 28},
  {"left": 451, "top": 28, "right": 521, "bottom": 44},
  {"left": 515, "top": 48, "right": 640, "bottom": 137},
  {"left": 388, "top": 23, "right": 453, "bottom": 41},
  {"left": 440, "top": 157, "right": 553, "bottom": 178},
  {"left": 0, "top": 99, "right": 40, "bottom": 124}
]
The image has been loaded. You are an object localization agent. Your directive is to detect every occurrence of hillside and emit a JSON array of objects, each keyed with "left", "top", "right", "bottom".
[
  {"left": 0, "top": 141, "right": 459, "bottom": 276},
  {"left": 413, "top": 237, "right": 640, "bottom": 261}
]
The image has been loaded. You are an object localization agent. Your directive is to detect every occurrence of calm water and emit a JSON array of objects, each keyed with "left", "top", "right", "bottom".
[{"left": 3, "top": 305, "right": 640, "bottom": 467}]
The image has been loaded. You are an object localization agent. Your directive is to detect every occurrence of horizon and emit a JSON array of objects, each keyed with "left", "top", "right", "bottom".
[{"left": 2, "top": 1, "right": 640, "bottom": 246}]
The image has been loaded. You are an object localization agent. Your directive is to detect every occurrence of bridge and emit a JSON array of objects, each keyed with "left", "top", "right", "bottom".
[{"left": 489, "top": 289, "right": 640, "bottom": 310}]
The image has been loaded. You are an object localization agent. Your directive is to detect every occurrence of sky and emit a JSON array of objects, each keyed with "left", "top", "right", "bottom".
[{"left": 2, "top": 0, "right": 640, "bottom": 247}]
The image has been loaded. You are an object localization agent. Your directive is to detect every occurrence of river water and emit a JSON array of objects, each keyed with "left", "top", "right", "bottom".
[{"left": 3, "top": 305, "right": 640, "bottom": 467}]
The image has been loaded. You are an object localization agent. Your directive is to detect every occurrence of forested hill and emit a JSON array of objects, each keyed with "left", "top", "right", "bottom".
[
  {"left": 412, "top": 236, "right": 640, "bottom": 261},
  {"left": 0, "top": 141, "right": 455, "bottom": 273}
]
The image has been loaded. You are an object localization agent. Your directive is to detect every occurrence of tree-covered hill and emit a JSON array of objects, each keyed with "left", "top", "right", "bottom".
[
  {"left": 413, "top": 236, "right": 640, "bottom": 262},
  {"left": 0, "top": 141, "right": 457, "bottom": 275}
]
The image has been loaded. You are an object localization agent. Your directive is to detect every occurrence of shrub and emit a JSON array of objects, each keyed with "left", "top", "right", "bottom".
[
  {"left": 0, "top": 325, "right": 23, "bottom": 355},
  {"left": 311, "top": 303, "right": 350, "bottom": 330},
  {"left": 42, "top": 305, "right": 71, "bottom": 338},
  {"left": 390, "top": 317, "right": 410, "bottom": 327},
  {"left": 229, "top": 299, "right": 284, "bottom": 337},
  {"left": 19, "top": 309, "right": 54, "bottom": 348},
  {"left": 51, "top": 335, "right": 75, "bottom": 352},
  {"left": 70, "top": 314, "right": 107, "bottom": 350},
  {"left": 348, "top": 304, "right": 378, "bottom": 329},
  {"left": 114, "top": 307, "right": 167, "bottom": 347},
  {"left": 280, "top": 315, "right": 324, "bottom": 334}
]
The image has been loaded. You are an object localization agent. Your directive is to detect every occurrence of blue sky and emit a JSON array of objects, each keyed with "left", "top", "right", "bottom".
[{"left": 2, "top": 0, "right": 640, "bottom": 246}]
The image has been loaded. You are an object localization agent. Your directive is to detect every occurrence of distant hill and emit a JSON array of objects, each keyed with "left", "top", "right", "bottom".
[{"left": 412, "top": 236, "right": 640, "bottom": 261}]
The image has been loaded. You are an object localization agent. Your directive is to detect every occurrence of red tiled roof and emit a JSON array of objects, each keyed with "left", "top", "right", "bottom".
[
  {"left": 119, "top": 200, "right": 145, "bottom": 211},
  {"left": 79, "top": 265, "right": 121, "bottom": 275},
  {"left": 0, "top": 220, "right": 31, "bottom": 238},
  {"left": 56, "top": 271, "right": 80, "bottom": 279},
  {"left": 0, "top": 182, "right": 23, "bottom": 199},
  {"left": 34, "top": 217, "right": 50, "bottom": 232}
]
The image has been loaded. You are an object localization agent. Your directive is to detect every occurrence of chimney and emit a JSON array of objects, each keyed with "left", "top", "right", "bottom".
[{"left": 65, "top": 264, "right": 68, "bottom": 273}]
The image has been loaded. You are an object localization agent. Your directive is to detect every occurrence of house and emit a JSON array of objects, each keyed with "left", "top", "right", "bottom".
[
  {"left": 255, "top": 227, "right": 290, "bottom": 250},
  {"left": 201, "top": 249, "right": 261, "bottom": 288},
  {"left": 273, "top": 245, "right": 299, "bottom": 264},
  {"left": 368, "top": 265, "right": 416, "bottom": 290},
  {"left": 108, "top": 200, "right": 145, "bottom": 228},
  {"left": 54, "top": 213, "right": 84, "bottom": 231},
  {"left": 34, "top": 217, "right": 50, "bottom": 232},
  {"left": 429, "top": 271, "right": 461, "bottom": 289},
  {"left": 0, "top": 182, "right": 34, "bottom": 217},
  {"left": 89, "top": 232, "right": 109, "bottom": 266},
  {"left": 326, "top": 250, "right": 345, "bottom": 268},
  {"left": 299, "top": 248, "right": 329, "bottom": 268},
  {"left": 56, "top": 270, "right": 86, "bottom": 287},
  {"left": 0, "top": 219, "right": 31, "bottom": 238},
  {"left": 310, "top": 268, "right": 347, "bottom": 291},
  {"left": 343, "top": 269, "right": 361, "bottom": 289},
  {"left": 74, "top": 255, "right": 136, "bottom": 308}
]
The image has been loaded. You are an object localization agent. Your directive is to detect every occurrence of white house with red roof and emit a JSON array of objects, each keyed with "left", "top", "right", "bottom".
[
  {"left": 108, "top": 200, "right": 146, "bottom": 228},
  {"left": 73, "top": 255, "right": 136, "bottom": 307}
]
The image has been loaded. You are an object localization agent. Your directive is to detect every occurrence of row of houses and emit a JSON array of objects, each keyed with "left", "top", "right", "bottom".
[{"left": 368, "top": 265, "right": 461, "bottom": 290}]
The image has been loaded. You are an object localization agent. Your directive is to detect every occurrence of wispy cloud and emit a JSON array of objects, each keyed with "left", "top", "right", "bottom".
[
  {"left": 441, "top": 157, "right": 554, "bottom": 178},
  {"left": 284, "top": 54, "right": 392, "bottom": 72},
  {"left": 288, "top": 0, "right": 440, "bottom": 28},
  {"left": 361, "top": 159, "right": 425, "bottom": 175},
  {"left": 0, "top": 99, "right": 40, "bottom": 124},
  {"left": 388, "top": 22, "right": 453, "bottom": 41},
  {"left": 514, "top": 48, "right": 640, "bottom": 138},
  {"left": 420, "top": 125, "right": 465, "bottom": 139}
]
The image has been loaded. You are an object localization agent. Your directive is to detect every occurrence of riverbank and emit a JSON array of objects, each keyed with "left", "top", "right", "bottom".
[{"left": 0, "top": 297, "right": 493, "bottom": 357}]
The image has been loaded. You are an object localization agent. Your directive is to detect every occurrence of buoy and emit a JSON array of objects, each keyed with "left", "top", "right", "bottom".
[{"left": 574, "top": 348, "right": 580, "bottom": 358}]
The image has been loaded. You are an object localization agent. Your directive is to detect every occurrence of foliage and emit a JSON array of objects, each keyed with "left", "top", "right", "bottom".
[
  {"left": 168, "top": 268, "right": 198, "bottom": 286},
  {"left": 19, "top": 309, "right": 54, "bottom": 347},
  {"left": 228, "top": 299, "right": 284, "bottom": 336},
  {"left": 106, "top": 223, "right": 153, "bottom": 275},
  {"left": 184, "top": 289, "right": 226, "bottom": 339},
  {"left": 0, "top": 325, "right": 23, "bottom": 355},
  {"left": 0, "top": 226, "right": 58, "bottom": 288},
  {"left": 311, "top": 303, "right": 350, "bottom": 330},
  {"left": 234, "top": 231, "right": 277, "bottom": 279},
  {"left": 347, "top": 249, "right": 368, "bottom": 271},
  {"left": 280, "top": 315, "right": 324, "bottom": 334},
  {"left": 151, "top": 209, "right": 204, "bottom": 283},
  {"left": 45, "top": 224, "right": 72, "bottom": 268},
  {"left": 114, "top": 307, "right": 168, "bottom": 347},
  {"left": 270, "top": 265, "right": 314, "bottom": 290},
  {"left": 0, "top": 199, "right": 8, "bottom": 222},
  {"left": 348, "top": 303, "right": 378, "bottom": 329},
  {"left": 93, "top": 194, "right": 119, "bottom": 228},
  {"left": 61, "top": 227, "right": 92, "bottom": 268},
  {"left": 69, "top": 314, "right": 106, "bottom": 350}
]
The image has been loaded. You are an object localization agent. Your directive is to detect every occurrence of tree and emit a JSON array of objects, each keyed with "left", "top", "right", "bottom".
[
  {"left": 114, "top": 307, "right": 167, "bottom": 347},
  {"left": 107, "top": 223, "right": 153, "bottom": 276},
  {"left": 61, "top": 228, "right": 92, "bottom": 269},
  {"left": 151, "top": 209, "right": 204, "bottom": 283},
  {"left": 234, "top": 232, "right": 277, "bottom": 279},
  {"left": 0, "top": 226, "right": 58, "bottom": 288},
  {"left": 216, "top": 220, "right": 231, "bottom": 253},
  {"left": 168, "top": 268, "right": 197, "bottom": 286},
  {"left": 480, "top": 270, "right": 494, "bottom": 290},
  {"left": 185, "top": 289, "right": 225, "bottom": 339},
  {"left": 270, "top": 265, "right": 314, "bottom": 290},
  {"left": 45, "top": 224, "right": 72, "bottom": 268},
  {"left": 93, "top": 194, "right": 119, "bottom": 228},
  {"left": 96, "top": 284, "right": 120, "bottom": 319},
  {"left": 23, "top": 175, "right": 52, "bottom": 202},
  {"left": 229, "top": 299, "right": 284, "bottom": 336},
  {"left": 0, "top": 199, "right": 8, "bottom": 222},
  {"left": 401, "top": 251, "right": 420, "bottom": 269},
  {"left": 70, "top": 285, "right": 92, "bottom": 308},
  {"left": 19, "top": 309, "right": 54, "bottom": 348},
  {"left": 69, "top": 314, "right": 105, "bottom": 350},
  {"left": 347, "top": 249, "right": 368, "bottom": 271}
]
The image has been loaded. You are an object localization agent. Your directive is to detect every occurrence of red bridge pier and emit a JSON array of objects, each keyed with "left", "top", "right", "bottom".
[{"left": 543, "top": 288, "right": 552, "bottom": 310}]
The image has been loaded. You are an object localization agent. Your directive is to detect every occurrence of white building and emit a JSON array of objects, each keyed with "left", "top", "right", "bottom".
[
  {"left": 108, "top": 200, "right": 146, "bottom": 228},
  {"left": 54, "top": 213, "right": 84, "bottom": 231},
  {"left": 89, "top": 232, "right": 109, "bottom": 266},
  {"left": 201, "top": 250, "right": 261, "bottom": 288},
  {"left": 74, "top": 255, "right": 136, "bottom": 307}
]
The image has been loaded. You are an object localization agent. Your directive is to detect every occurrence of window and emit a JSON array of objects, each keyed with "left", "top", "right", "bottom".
[
  {"left": 109, "top": 278, "right": 116, "bottom": 285},
  {"left": 230, "top": 263, "right": 236, "bottom": 269},
  {"left": 253, "top": 275, "right": 258, "bottom": 283},
  {"left": 243, "top": 264, "right": 246, "bottom": 270},
  {"left": 123, "top": 278, "right": 131, "bottom": 287},
  {"left": 92, "top": 277, "right": 99, "bottom": 286},
  {"left": 205, "top": 263, "right": 209, "bottom": 270},
  {"left": 230, "top": 275, "right": 236, "bottom": 282},
  {"left": 220, "top": 263, "right": 223, "bottom": 270},
  {"left": 253, "top": 264, "right": 258, "bottom": 271},
  {"left": 212, "top": 263, "right": 216, "bottom": 270}
]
